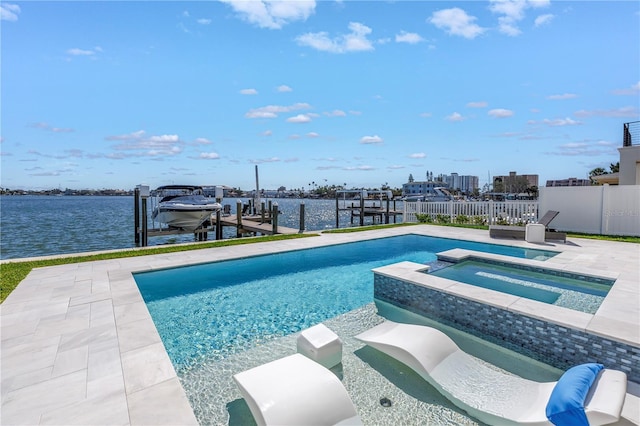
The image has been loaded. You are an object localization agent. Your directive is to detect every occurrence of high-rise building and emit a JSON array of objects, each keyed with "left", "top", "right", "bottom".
[{"left": 442, "top": 173, "right": 479, "bottom": 194}]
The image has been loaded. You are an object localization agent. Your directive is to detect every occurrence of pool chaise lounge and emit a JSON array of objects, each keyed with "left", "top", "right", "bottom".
[
  {"left": 233, "top": 353, "right": 362, "bottom": 426},
  {"left": 355, "top": 321, "right": 627, "bottom": 426},
  {"left": 489, "top": 210, "right": 567, "bottom": 243}
]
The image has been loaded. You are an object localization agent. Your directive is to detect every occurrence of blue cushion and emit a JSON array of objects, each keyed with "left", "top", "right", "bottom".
[{"left": 546, "top": 363, "right": 604, "bottom": 426}]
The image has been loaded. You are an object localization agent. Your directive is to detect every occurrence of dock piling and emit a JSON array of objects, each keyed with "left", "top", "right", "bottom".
[
  {"left": 134, "top": 187, "right": 140, "bottom": 246},
  {"left": 236, "top": 199, "right": 243, "bottom": 238},
  {"left": 271, "top": 202, "right": 278, "bottom": 234},
  {"left": 299, "top": 202, "right": 305, "bottom": 233},
  {"left": 215, "top": 210, "right": 222, "bottom": 240},
  {"left": 134, "top": 184, "right": 150, "bottom": 247}
]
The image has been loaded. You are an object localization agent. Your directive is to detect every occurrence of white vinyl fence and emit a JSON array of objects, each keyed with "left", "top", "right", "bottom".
[
  {"left": 539, "top": 185, "right": 640, "bottom": 236},
  {"left": 403, "top": 200, "right": 539, "bottom": 226},
  {"left": 403, "top": 185, "right": 640, "bottom": 236}
]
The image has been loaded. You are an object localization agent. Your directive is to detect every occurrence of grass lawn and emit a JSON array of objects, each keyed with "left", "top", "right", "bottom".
[{"left": 0, "top": 233, "right": 318, "bottom": 303}]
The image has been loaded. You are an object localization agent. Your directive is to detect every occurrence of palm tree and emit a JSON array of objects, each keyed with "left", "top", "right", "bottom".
[{"left": 610, "top": 162, "right": 620, "bottom": 173}]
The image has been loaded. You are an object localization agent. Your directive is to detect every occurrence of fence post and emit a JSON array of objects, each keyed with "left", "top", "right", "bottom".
[
  {"left": 449, "top": 200, "right": 454, "bottom": 223},
  {"left": 489, "top": 200, "right": 494, "bottom": 225}
]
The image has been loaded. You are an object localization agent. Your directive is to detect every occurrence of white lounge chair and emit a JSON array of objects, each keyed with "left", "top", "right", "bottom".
[
  {"left": 355, "top": 321, "right": 627, "bottom": 426},
  {"left": 490, "top": 210, "right": 567, "bottom": 243},
  {"left": 233, "top": 353, "right": 362, "bottom": 426}
]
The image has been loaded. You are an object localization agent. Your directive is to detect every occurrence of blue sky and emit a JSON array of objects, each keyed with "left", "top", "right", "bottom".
[{"left": 1, "top": 1, "right": 639, "bottom": 192}]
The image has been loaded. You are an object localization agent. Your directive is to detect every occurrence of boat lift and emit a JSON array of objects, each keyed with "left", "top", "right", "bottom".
[{"left": 335, "top": 189, "right": 400, "bottom": 228}]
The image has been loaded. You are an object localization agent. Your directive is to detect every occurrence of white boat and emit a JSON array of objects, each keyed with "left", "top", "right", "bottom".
[
  {"left": 151, "top": 185, "right": 221, "bottom": 230},
  {"left": 403, "top": 187, "right": 452, "bottom": 202}
]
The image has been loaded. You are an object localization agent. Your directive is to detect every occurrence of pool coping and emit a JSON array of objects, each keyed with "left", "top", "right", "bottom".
[{"left": 1, "top": 226, "right": 639, "bottom": 425}]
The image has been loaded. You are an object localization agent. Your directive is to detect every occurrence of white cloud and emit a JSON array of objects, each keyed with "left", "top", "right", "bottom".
[
  {"left": 488, "top": 108, "right": 514, "bottom": 118},
  {"left": 344, "top": 165, "right": 375, "bottom": 171},
  {"left": 324, "top": 110, "right": 346, "bottom": 117},
  {"left": 240, "top": 88, "right": 258, "bottom": 95},
  {"left": 287, "top": 114, "right": 312, "bottom": 123},
  {"left": 262, "top": 130, "right": 273, "bottom": 137},
  {"left": 543, "top": 117, "right": 581, "bottom": 126},
  {"left": 419, "top": 112, "right": 432, "bottom": 118},
  {"left": 194, "top": 138, "right": 212, "bottom": 145},
  {"left": 429, "top": 8, "right": 485, "bottom": 39},
  {"left": 197, "top": 18, "right": 212, "bottom": 25},
  {"left": 574, "top": 106, "right": 639, "bottom": 118},
  {"left": 250, "top": 157, "right": 281, "bottom": 164},
  {"left": 467, "top": 101, "right": 488, "bottom": 108},
  {"left": 67, "top": 47, "right": 101, "bottom": 56},
  {"left": 199, "top": 152, "right": 220, "bottom": 159},
  {"left": 534, "top": 14, "right": 554, "bottom": 27},
  {"left": 611, "top": 81, "right": 640, "bottom": 96},
  {"left": 360, "top": 135, "right": 383, "bottom": 144},
  {"left": 106, "top": 130, "right": 146, "bottom": 141},
  {"left": 29, "top": 122, "right": 74, "bottom": 133},
  {"left": 306, "top": 132, "right": 319, "bottom": 138},
  {"left": 247, "top": 111, "right": 277, "bottom": 119},
  {"left": 1, "top": 3, "right": 20, "bottom": 21},
  {"left": 547, "top": 93, "right": 578, "bottom": 100},
  {"left": 296, "top": 22, "right": 374, "bottom": 53},
  {"left": 105, "top": 130, "right": 183, "bottom": 157},
  {"left": 548, "top": 140, "right": 617, "bottom": 157},
  {"left": 489, "top": 0, "right": 551, "bottom": 36},
  {"left": 149, "top": 134, "right": 179, "bottom": 143},
  {"left": 409, "top": 153, "right": 426, "bottom": 158},
  {"left": 277, "top": 85, "right": 293, "bottom": 92},
  {"left": 446, "top": 112, "right": 465, "bottom": 122},
  {"left": 220, "top": 0, "right": 315, "bottom": 30},
  {"left": 245, "top": 102, "right": 312, "bottom": 119},
  {"left": 395, "top": 31, "right": 424, "bottom": 44}
]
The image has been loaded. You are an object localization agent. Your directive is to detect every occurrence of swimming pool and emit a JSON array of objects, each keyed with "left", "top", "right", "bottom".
[
  {"left": 134, "top": 234, "right": 557, "bottom": 368},
  {"left": 429, "top": 259, "right": 613, "bottom": 314}
]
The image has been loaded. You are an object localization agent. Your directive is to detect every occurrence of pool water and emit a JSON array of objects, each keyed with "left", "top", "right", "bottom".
[
  {"left": 134, "top": 235, "right": 557, "bottom": 368},
  {"left": 180, "top": 302, "right": 563, "bottom": 425},
  {"left": 429, "top": 259, "right": 613, "bottom": 314}
]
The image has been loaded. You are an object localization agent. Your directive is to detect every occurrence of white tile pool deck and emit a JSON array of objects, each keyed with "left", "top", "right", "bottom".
[{"left": 1, "top": 225, "right": 639, "bottom": 425}]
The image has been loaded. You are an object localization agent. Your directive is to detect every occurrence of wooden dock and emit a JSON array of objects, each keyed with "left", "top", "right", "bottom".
[{"left": 212, "top": 215, "right": 300, "bottom": 236}]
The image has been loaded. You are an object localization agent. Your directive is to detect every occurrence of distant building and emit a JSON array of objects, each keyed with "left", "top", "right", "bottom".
[
  {"left": 441, "top": 173, "right": 479, "bottom": 194},
  {"left": 493, "top": 171, "right": 538, "bottom": 193},
  {"left": 546, "top": 178, "right": 591, "bottom": 187}
]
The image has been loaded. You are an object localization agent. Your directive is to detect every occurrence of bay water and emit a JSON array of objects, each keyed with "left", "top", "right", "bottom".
[{"left": 0, "top": 196, "right": 404, "bottom": 260}]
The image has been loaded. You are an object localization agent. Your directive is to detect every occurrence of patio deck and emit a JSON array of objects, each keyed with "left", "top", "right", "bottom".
[{"left": 2, "top": 226, "right": 639, "bottom": 425}]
